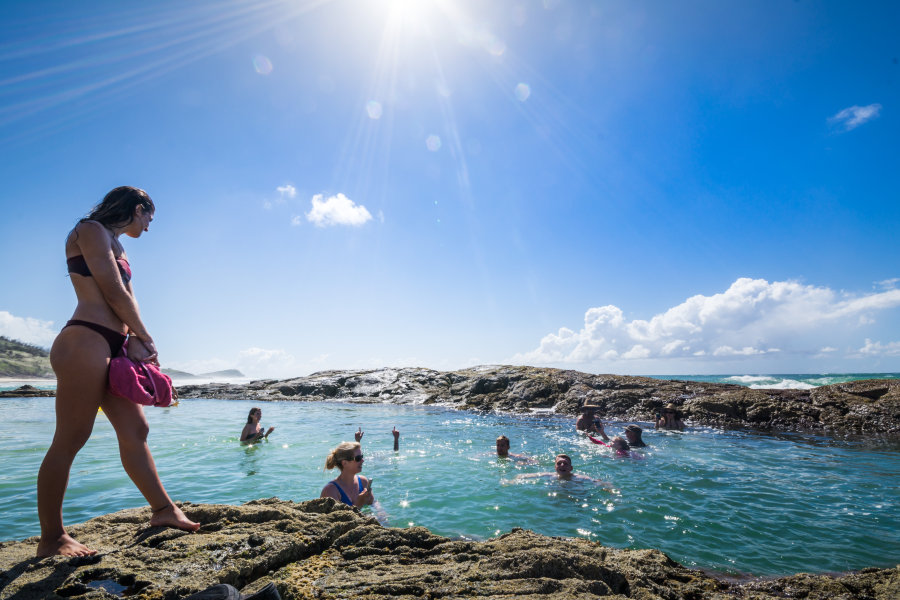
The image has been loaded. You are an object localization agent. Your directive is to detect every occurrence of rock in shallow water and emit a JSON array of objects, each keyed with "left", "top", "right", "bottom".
[{"left": 0, "top": 498, "right": 896, "bottom": 600}]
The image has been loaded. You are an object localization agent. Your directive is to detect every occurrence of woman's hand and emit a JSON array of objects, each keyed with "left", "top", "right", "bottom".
[
  {"left": 355, "top": 427, "right": 364, "bottom": 442},
  {"left": 126, "top": 337, "right": 159, "bottom": 364},
  {"left": 357, "top": 482, "right": 374, "bottom": 506},
  {"left": 265, "top": 426, "right": 275, "bottom": 437}
]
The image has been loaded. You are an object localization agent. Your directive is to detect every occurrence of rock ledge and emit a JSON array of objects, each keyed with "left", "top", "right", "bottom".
[{"left": 1, "top": 498, "right": 897, "bottom": 600}]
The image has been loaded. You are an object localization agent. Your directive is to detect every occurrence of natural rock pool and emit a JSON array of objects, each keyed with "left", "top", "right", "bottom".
[{"left": 2, "top": 397, "right": 897, "bottom": 576}]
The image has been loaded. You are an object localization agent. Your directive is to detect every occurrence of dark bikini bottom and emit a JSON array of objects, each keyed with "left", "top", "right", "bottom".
[{"left": 63, "top": 320, "right": 127, "bottom": 357}]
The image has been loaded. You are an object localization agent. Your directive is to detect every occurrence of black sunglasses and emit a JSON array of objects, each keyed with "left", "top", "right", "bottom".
[{"left": 350, "top": 454, "right": 363, "bottom": 462}]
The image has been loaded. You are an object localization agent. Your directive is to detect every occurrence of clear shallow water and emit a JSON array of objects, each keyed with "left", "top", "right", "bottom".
[{"left": 1, "top": 398, "right": 898, "bottom": 577}]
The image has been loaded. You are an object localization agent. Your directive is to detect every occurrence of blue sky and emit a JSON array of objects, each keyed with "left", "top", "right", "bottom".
[{"left": 1, "top": 0, "right": 898, "bottom": 378}]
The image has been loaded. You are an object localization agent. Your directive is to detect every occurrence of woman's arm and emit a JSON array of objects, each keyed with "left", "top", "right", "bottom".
[{"left": 75, "top": 222, "right": 156, "bottom": 355}]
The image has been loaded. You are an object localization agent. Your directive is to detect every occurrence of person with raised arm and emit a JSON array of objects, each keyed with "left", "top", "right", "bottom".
[{"left": 37, "top": 187, "right": 199, "bottom": 558}]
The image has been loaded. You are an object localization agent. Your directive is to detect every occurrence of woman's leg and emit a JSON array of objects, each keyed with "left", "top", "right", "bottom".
[
  {"left": 100, "top": 395, "right": 200, "bottom": 531},
  {"left": 36, "top": 329, "right": 108, "bottom": 557}
]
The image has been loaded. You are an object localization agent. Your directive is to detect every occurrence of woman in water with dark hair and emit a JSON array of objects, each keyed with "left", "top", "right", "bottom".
[
  {"left": 36, "top": 186, "right": 199, "bottom": 557},
  {"left": 241, "top": 407, "right": 275, "bottom": 443}
]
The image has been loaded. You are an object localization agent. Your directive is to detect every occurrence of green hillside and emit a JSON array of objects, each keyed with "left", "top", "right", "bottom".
[{"left": 0, "top": 336, "right": 53, "bottom": 377}]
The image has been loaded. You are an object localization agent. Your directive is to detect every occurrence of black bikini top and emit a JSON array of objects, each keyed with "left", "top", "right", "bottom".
[{"left": 67, "top": 255, "right": 132, "bottom": 284}]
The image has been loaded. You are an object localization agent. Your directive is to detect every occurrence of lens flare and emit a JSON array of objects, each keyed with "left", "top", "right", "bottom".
[
  {"left": 252, "top": 55, "right": 273, "bottom": 75},
  {"left": 366, "top": 100, "right": 383, "bottom": 119},
  {"left": 514, "top": 83, "right": 531, "bottom": 102},
  {"left": 426, "top": 134, "right": 442, "bottom": 151}
]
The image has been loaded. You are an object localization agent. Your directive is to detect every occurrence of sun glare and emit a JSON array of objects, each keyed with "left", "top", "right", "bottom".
[{"left": 381, "top": 0, "right": 432, "bottom": 28}]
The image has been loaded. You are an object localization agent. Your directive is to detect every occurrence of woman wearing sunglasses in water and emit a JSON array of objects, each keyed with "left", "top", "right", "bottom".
[
  {"left": 655, "top": 403, "right": 685, "bottom": 431},
  {"left": 320, "top": 441, "right": 373, "bottom": 507}
]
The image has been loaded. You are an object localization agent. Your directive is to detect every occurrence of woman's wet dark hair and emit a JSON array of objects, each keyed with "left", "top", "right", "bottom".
[
  {"left": 246, "top": 407, "right": 261, "bottom": 424},
  {"left": 80, "top": 186, "right": 154, "bottom": 229}
]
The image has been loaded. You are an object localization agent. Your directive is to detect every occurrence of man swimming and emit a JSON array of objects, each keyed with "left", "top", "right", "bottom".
[
  {"left": 495, "top": 435, "right": 536, "bottom": 463},
  {"left": 516, "top": 454, "right": 608, "bottom": 484}
]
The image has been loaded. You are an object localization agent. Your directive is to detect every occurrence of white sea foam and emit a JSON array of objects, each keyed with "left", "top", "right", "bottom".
[
  {"left": 749, "top": 379, "right": 816, "bottom": 390},
  {"left": 725, "top": 375, "right": 774, "bottom": 384}
]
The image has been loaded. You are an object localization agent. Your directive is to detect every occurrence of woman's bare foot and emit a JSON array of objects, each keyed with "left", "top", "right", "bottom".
[
  {"left": 149, "top": 503, "right": 200, "bottom": 531},
  {"left": 36, "top": 533, "right": 97, "bottom": 558}
]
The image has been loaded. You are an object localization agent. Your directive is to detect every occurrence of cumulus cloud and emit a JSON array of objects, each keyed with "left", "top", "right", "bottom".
[
  {"left": 0, "top": 311, "right": 56, "bottom": 347},
  {"left": 857, "top": 339, "right": 900, "bottom": 357},
  {"left": 513, "top": 278, "right": 900, "bottom": 366},
  {"left": 306, "top": 193, "right": 372, "bottom": 228},
  {"left": 829, "top": 103, "right": 882, "bottom": 131}
]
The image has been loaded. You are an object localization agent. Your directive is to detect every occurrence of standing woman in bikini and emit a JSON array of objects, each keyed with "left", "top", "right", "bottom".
[{"left": 36, "top": 186, "right": 199, "bottom": 557}]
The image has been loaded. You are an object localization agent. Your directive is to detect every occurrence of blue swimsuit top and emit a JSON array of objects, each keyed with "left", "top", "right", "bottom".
[{"left": 330, "top": 476, "right": 364, "bottom": 507}]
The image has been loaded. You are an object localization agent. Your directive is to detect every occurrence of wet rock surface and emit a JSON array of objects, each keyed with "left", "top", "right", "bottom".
[
  {"left": 1, "top": 498, "right": 896, "bottom": 600},
  {"left": 176, "top": 366, "right": 900, "bottom": 435}
]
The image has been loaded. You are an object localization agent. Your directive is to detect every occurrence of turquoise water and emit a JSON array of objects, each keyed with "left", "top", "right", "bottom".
[
  {"left": 647, "top": 372, "right": 900, "bottom": 389},
  {"left": 1, "top": 397, "right": 898, "bottom": 577}
]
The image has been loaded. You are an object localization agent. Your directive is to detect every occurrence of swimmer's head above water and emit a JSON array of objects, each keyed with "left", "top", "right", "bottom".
[
  {"left": 555, "top": 454, "right": 573, "bottom": 476},
  {"left": 496, "top": 435, "right": 510, "bottom": 456},
  {"left": 325, "top": 441, "right": 363, "bottom": 472}
]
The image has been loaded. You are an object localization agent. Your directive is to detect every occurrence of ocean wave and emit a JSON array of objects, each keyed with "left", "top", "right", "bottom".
[
  {"left": 749, "top": 379, "right": 816, "bottom": 390},
  {"left": 725, "top": 375, "right": 776, "bottom": 384}
]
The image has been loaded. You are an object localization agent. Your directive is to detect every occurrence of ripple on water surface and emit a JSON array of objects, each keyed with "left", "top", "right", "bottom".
[{"left": 0, "top": 398, "right": 898, "bottom": 576}]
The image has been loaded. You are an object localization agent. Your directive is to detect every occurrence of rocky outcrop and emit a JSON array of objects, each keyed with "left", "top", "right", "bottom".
[
  {"left": 0, "top": 384, "right": 55, "bottom": 398},
  {"left": 1, "top": 498, "right": 896, "bottom": 600},
  {"left": 175, "top": 366, "right": 900, "bottom": 435}
]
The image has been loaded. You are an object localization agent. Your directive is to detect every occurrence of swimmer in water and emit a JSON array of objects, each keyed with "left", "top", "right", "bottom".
[
  {"left": 588, "top": 434, "right": 635, "bottom": 457},
  {"left": 656, "top": 404, "right": 685, "bottom": 431},
  {"left": 495, "top": 435, "right": 536, "bottom": 464},
  {"left": 320, "top": 441, "right": 373, "bottom": 508},
  {"left": 516, "top": 454, "right": 608, "bottom": 484},
  {"left": 576, "top": 405, "right": 603, "bottom": 433},
  {"left": 592, "top": 422, "right": 648, "bottom": 450},
  {"left": 241, "top": 407, "right": 274, "bottom": 444},
  {"left": 624, "top": 424, "right": 647, "bottom": 448}
]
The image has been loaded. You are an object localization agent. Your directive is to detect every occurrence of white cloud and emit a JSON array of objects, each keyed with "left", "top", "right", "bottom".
[
  {"left": 277, "top": 184, "right": 297, "bottom": 199},
  {"left": 858, "top": 339, "right": 900, "bottom": 357},
  {"left": 306, "top": 193, "right": 372, "bottom": 228},
  {"left": 171, "top": 347, "right": 327, "bottom": 380},
  {"left": 829, "top": 103, "right": 882, "bottom": 131},
  {"left": 290, "top": 215, "right": 303, "bottom": 226},
  {"left": 0, "top": 311, "right": 56, "bottom": 347},
  {"left": 513, "top": 278, "right": 900, "bottom": 366},
  {"left": 236, "top": 347, "right": 301, "bottom": 378}
]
